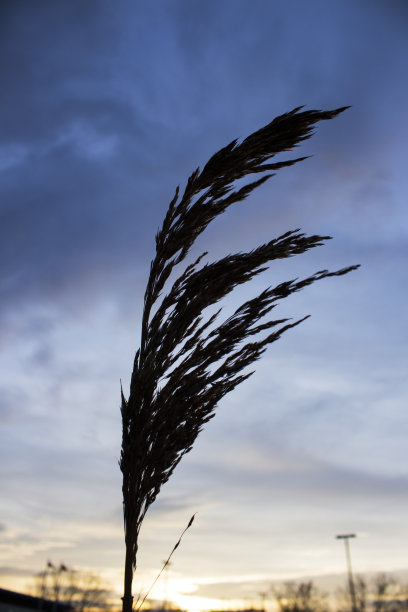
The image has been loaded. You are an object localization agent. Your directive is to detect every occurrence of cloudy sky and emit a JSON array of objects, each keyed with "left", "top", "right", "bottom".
[{"left": 1, "top": 1, "right": 408, "bottom": 610}]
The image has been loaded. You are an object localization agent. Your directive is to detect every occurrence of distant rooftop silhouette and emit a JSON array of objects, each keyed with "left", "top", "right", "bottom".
[{"left": 0, "top": 588, "right": 73, "bottom": 612}]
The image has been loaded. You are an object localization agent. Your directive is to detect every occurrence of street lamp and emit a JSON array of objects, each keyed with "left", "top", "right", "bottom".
[{"left": 336, "top": 534, "right": 357, "bottom": 612}]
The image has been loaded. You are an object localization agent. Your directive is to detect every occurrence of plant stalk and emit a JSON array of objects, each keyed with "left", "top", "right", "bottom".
[{"left": 122, "top": 546, "right": 134, "bottom": 612}]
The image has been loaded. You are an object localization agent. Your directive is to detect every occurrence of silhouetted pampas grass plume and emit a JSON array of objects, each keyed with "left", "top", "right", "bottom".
[{"left": 120, "top": 106, "right": 358, "bottom": 611}]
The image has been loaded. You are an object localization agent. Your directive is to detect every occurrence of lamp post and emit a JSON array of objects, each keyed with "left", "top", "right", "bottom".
[{"left": 336, "top": 534, "right": 357, "bottom": 612}]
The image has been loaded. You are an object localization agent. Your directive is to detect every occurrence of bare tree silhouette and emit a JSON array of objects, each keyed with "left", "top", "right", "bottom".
[
  {"left": 33, "top": 562, "right": 110, "bottom": 612},
  {"left": 372, "top": 573, "right": 397, "bottom": 612},
  {"left": 273, "top": 580, "right": 328, "bottom": 612},
  {"left": 120, "top": 106, "right": 358, "bottom": 612}
]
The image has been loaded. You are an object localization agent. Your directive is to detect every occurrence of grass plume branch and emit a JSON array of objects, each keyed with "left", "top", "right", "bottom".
[
  {"left": 120, "top": 106, "right": 357, "bottom": 612},
  {"left": 135, "top": 514, "right": 196, "bottom": 612}
]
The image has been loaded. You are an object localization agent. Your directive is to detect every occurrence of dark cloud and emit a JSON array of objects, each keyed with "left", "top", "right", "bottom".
[
  {"left": 2, "top": 0, "right": 406, "bottom": 326},
  {"left": 189, "top": 453, "right": 408, "bottom": 505},
  {"left": 1, "top": 0, "right": 406, "bottom": 340}
]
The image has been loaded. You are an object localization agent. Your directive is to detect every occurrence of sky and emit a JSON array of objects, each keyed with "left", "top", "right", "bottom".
[{"left": 1, "top": 1, "right": 408, "bottom": 610}]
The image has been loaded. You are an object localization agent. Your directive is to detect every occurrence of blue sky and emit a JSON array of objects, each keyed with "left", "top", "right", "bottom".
[{"left": 1, "top": 1, "right": 408, "bottom": 610}]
